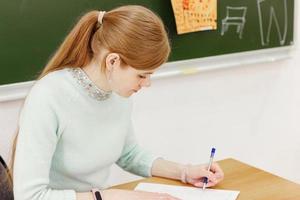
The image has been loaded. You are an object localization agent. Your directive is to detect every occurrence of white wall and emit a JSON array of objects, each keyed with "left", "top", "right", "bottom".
[
  {"left": 107, "top": 51, "right": 300, "bottom": 186},
  {"left": 1, "top": 2, "right": 299, "bottom": 187},
  {"left": 131, "top": 56, "right": 300, "bottom": 182}
]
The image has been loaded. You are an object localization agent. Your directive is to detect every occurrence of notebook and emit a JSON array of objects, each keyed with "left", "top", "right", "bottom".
[{"left": 135, "top": 183, "right": 240, "bottom": 200}]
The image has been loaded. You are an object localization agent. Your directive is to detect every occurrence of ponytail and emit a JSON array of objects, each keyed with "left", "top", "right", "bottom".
[
  {"left": 39, "top": 11, "right": 99, "bottom": 79},
  {"left": 39, "top": 5, "right": 170, "bottom": 79}
]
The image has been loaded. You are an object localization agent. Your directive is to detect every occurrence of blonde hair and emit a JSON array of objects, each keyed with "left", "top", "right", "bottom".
[{"left": 39, "top": 5, "right": 171, "bottom": 78}]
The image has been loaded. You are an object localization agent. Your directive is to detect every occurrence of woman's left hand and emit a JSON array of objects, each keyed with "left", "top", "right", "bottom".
[{"left": 182, "top": 162, "right": 224, "bottom": 188}]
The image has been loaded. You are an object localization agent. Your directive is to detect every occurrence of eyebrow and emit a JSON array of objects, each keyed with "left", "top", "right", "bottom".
[{"left": 142, "top": 72, "right": 154, "bottom": 75}]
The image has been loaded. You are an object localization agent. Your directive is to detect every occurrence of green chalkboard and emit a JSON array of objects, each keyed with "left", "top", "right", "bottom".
[{"left": 0, "top": 0, "right": 294, "bottom": 85}]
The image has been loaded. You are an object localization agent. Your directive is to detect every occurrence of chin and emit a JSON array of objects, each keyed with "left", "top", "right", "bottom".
[
  {"left": 123, "top": 94, "right": 132, "bottom": 98},
  {"left": 116, "top": 91, "right": 133, "bottom": 98}
]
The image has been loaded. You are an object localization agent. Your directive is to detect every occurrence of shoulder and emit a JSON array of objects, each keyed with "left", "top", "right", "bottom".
[
  {"left": 35, "top": 69, "right": 69, "bottom": 91},
  {"left": 28, "top": 69, "right": 70, "bottom": 98},
  {"left": 24, "top": 69, "right": 71, "bottom": 108}
]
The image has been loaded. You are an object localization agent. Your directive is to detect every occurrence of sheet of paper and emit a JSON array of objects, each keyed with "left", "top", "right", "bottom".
[
  {"left": 170, "top": 0, "right": 217, "bottom": 34},
  {"left": 135, "top": 183, "right": 239, "bottom": 200}
]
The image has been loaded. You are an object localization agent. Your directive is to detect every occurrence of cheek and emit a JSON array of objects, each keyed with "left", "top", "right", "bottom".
[
  {"left": 116, "top": 76, "right": 138, "bottom": 90},
  {"left": 126, "top": 79, "right": 139, "bottom": 89},
  {"left": 125, "top": 74, "right": 139, "bottom": 86}
]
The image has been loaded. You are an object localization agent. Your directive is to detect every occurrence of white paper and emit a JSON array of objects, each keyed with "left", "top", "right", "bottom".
[{"left": 135, "top": 183, "right": 239, "bottom": 200}]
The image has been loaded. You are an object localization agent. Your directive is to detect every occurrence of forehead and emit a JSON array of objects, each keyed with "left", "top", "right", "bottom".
[{"left": 130, "top": 67, "right": 155, "bottom": 74}]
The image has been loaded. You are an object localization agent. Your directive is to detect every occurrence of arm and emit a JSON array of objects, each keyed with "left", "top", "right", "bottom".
[
  {"left": 13, "top": 84, "right": 76, "bottom": 200},
  {"left": 78, "top": 156, "right": 225, "bottom": 200},
  {"left": 116, "top": 122, "right": 158, "bottom": 177},
  {"left": 151, "top": 158, "right": 224, "bottom": 188},
  {"left": 115, "top": 115, "right": 224, "bottom": 188},
  {"left": 151, "top": 158, "right": 185, "bottom": 180}
]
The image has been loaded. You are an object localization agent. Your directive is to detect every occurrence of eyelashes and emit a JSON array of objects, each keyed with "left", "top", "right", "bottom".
[{"left": 138, "top": 75, "right": 146, "bottom": 79}]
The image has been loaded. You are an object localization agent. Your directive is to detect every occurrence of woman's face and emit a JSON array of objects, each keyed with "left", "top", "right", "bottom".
[
  {"left": 111, "top": 65, "right": 155, "bottom": 97},
  {"left": 105, "top": 54, "right": 156, "bottom": 97},
  {"left": 108, "top": 59, "right": 155, "bottom": 97}
]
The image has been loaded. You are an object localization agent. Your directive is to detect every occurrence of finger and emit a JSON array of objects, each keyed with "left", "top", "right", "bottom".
[
  {"left": 203, "top": 173, "right": 218, "bottom": 183},
  {"left": 186, "top": 174, "right": 213, "bottom": 186},
  {"left": 211, "top": 163, "right": 224, "bottom": 175},
  {"left": 187, "top": 172, "right": 216, "bottom": 186},
  {"left": 213, "top": 171, "right": 224, "bottom": 182},
  {"left": 215, "top": 172, "right": 224, "bottom": 182},
  {"left": 210, "top": 163, "right": 224, "bottom": 181},
  {"left": 209, "top": 173, "right": 220, "bottom": 182},
  {"left": 194, "top": 181, "right": 204, "bottom": 187},
  {"left": 193, "top": 180, "right": 216, "bottom": 188},
  {"left": 193, "top": 181, "right": 214, "bottom": 187},
  {"left": 204, "top": 181, "right": 216, "bottom": 188},
  {"left": 200, "top": 170, "right": 215, "bottom": 179}
]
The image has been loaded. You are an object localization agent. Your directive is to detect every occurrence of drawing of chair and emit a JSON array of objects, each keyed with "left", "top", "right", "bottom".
[{"left": 221, "top": 6, "right": 247, "bottom": 39}]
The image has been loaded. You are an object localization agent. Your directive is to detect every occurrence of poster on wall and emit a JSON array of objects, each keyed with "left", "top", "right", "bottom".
[{"left": 171, "top": 0, "right": 217, "bottom": 34}]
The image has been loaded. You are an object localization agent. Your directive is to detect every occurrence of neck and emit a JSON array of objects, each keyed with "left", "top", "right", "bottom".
[{"left": 82, "top": 61, "right": 111, "bottom": 92}]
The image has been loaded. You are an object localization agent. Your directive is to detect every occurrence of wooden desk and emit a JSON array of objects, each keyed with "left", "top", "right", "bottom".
[{"left": 111, "top": 158, "right": 300, "bottom": 200}]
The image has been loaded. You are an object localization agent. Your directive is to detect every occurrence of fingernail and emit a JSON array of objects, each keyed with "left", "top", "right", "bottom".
[{"left": 195, "top": 182, "right": 201, "bottom": 187}]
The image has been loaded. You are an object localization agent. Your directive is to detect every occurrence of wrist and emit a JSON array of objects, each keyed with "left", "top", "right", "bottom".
[
  {"left": 100, "top": 189, "right": 116, "bottom": 200},
  {"left": 151, "top": 159, "right": 190, "bottom": 181},
  {"left": 180, "top": 164, "right": 191, "bottom": 183},
  {"left": 180, "top": 165, "right": 188, "bottom": 183},
  {"left": 165, "top": 162, "right": 187, "bottom": 181}
]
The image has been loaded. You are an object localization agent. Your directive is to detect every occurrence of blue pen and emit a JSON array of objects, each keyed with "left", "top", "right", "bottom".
[{"left": 202, "top": 148, "right": 216, "bottom": 190}]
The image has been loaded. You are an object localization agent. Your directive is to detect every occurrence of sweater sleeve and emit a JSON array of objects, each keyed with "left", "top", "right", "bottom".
[
  {"left": 115, "top": 121, "right": 159, "bottom": 177},
  {"left": 13, "top": 82, "right": 76, "bottom": 200}
]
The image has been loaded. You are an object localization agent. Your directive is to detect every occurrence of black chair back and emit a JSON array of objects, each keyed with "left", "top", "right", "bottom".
[{"left": 0, "top": 156, "right": 14, "bottom": 200}]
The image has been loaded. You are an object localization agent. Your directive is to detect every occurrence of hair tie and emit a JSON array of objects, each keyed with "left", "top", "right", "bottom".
[{"left": 98, "top": 11, "right": 106, "bottom": 24}]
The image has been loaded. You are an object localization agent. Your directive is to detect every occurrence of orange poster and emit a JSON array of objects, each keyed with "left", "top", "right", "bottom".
[{"left": 171, "top": 0, "right": 217, "bottom": 34}]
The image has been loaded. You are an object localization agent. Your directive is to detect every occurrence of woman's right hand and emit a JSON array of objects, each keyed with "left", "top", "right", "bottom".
[{"left": 102, "top": 189, "right": 181, "bottom": 200}]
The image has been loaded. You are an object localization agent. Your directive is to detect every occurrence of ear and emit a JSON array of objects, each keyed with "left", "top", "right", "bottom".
[{"left": 106, "top": 53, "right": 121, "bottom": 72}]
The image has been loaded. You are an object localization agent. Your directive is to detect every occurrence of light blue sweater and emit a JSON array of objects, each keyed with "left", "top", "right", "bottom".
[{"left": 13, "top": 68, "right": 157, "bottom": 200}]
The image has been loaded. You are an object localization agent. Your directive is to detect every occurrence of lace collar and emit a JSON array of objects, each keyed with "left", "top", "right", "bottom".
[{"left": 68, "top": 67, "right": 112, "bottom": 101}]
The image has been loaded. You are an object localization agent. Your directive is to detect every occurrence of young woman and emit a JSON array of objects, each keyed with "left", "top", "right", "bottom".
[{"left": 13, "top": 5, "right": 224, "bottom": 200}]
